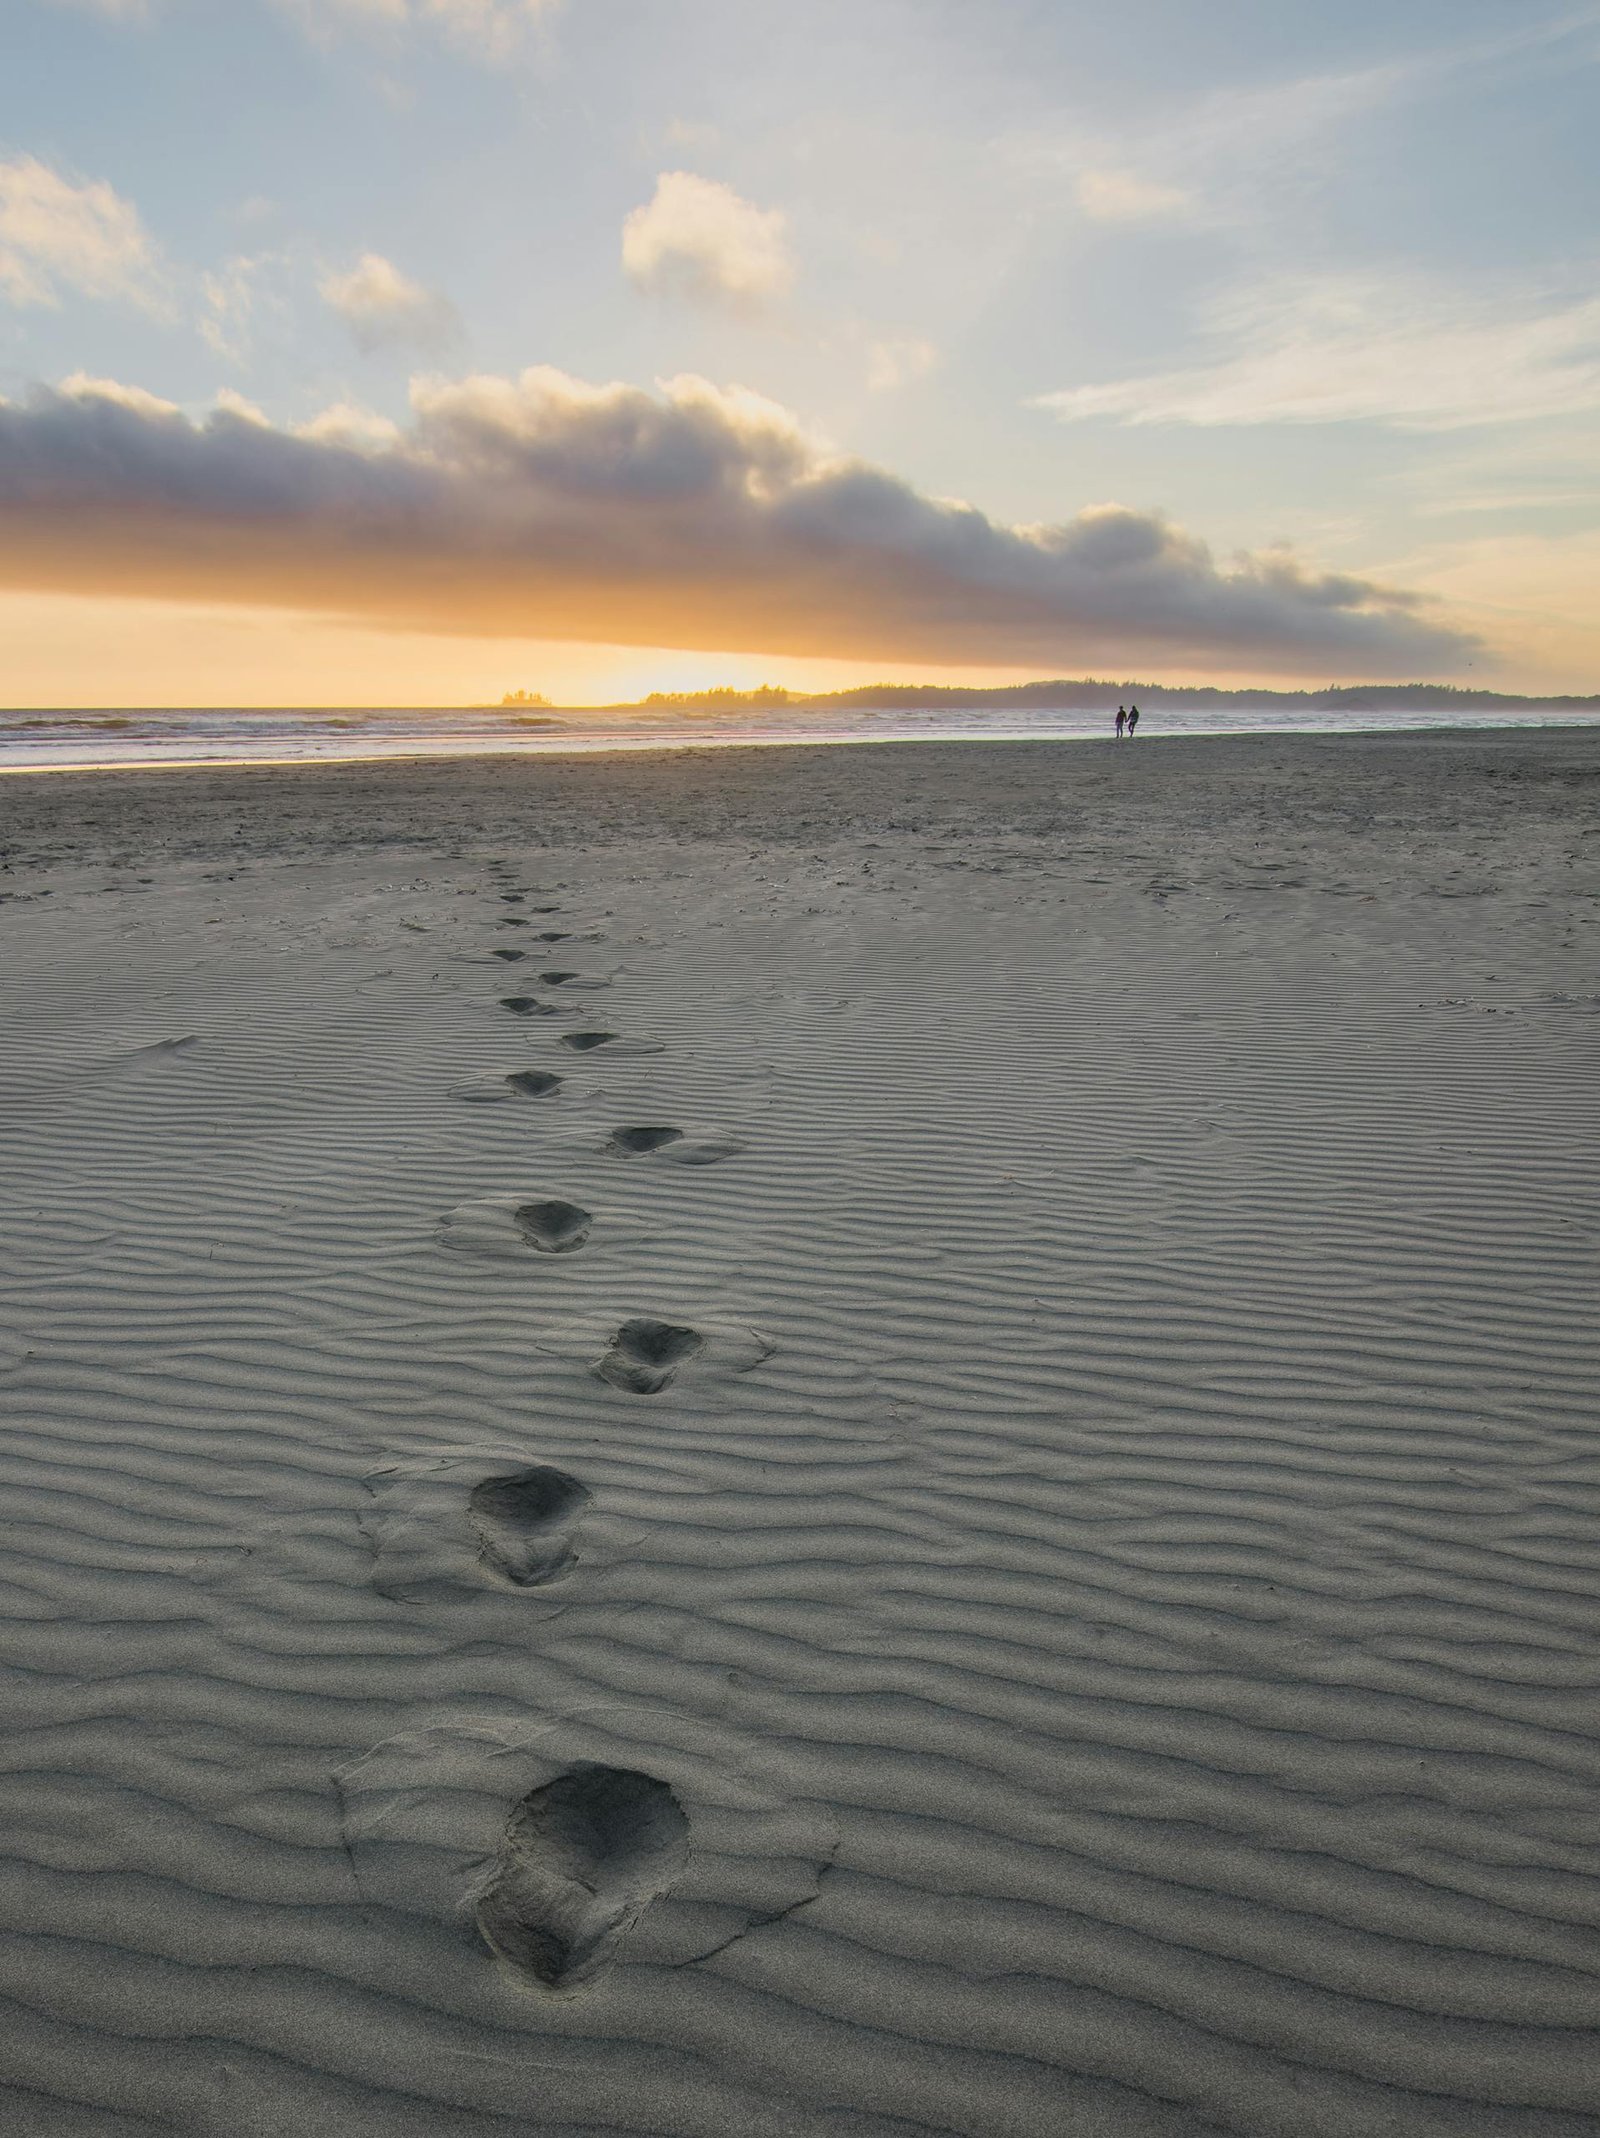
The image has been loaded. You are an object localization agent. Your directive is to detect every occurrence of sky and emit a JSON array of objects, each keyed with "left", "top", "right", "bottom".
[{"left": 1, "top": 0, "right": 1598, "bottom": 706}]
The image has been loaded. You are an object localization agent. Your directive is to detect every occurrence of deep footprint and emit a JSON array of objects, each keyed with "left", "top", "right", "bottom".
[
  {"left": 514, "top": 1199, "right": 592, "bottom": 1252},
  {"left": 560, "top": 1030, "right": 619, "bottom": 1051},
  {"left": 468, "top": 1466, "right": 589, "bottom": 1586},
  {"left": 506, "top": 1070, "right": 563, "bottom": 1098},
  {"left": 501, "top": 996, "right": 562, "bottom": 1016},
  {"left": 540, "top": 970, "right": 580, "bottom": 985},
  {"left": 593, "top": 1317, "right": 704, "bottom": 1394},
  {"left": 492, "top": 948, "right": 527, "bottom": 962},
  {"left": 477, "top": 1765, "right": 690, "bottom": 1989},
  {"left": 609, "top": 1126, "right": 684, "bottom": 1155}
]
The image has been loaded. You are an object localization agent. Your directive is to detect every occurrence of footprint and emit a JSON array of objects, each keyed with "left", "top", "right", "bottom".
[
  {"left": 593, "top": 1317, "right": 704, "bottom": 1394},
  {"left": 448, "top": 1070, "right": 563, "bottom": 1104},
  {"left": 499, "top": 918, "right": 530, "bottom": 928},
  {"left": 513, "top": 1199, "right": 591, "bottom": 1252},
  {"left": 439, "top": 1194, "right": 593, "bottom": 1257},
  {"left": 79, "top": 1035, "right": 200, "bottom": 1085},
  {"left": 500, "top": 894, "right": 525, "bottom": 904},
  {"left": 338, "top": 1719, "right": 833, "bottom": 1979},
  {"left": 360, "top": 1454, "right": 599, "bottom": 1599},
  {"left": 608, "top": 1125, "right": 743, "bottom": 1166},
  {"left": 506, "top": 1070, "right": 563, "bottom": 1098},
  {"left": 609, "top": 1126, "right": 684, "bottom": 1155},
  {"left": 476, "top": 1765, "right": 690, "bottom": 1989},
  {"left": 534, "top": 930, "right": 570, "bottom": 942},
  {"left": 558, "top": 1029, "right": 661, "bottom": 1055},
  {"left": 501, "top": 996, "right": 564, "bottom": 1016},
  {"left": 540, "top": 970, "right": 579, "bottom": 984},
  {"left": 468, "top": 1466, "right": 590, "bottom": 1587},
  {"left": 491, "top": 948, "right": 527, "bottom": 962}
]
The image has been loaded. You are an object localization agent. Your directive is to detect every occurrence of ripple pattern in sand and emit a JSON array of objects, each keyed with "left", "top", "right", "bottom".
[{"left": 0, "top": 813, "right": 1596, "bottom": 2136}]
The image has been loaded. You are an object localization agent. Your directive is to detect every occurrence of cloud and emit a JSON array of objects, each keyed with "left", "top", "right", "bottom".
[
  {"left": 662, "top": 118, "right": 720, "bottom": 152},
  {"left": 46, "top": 0, "right": 152, "bottom": 16},
  {"left": 622, "top": 173, "right": 794, "bottom": 313},
  {"left": 320, "top": 251, "right": 458, "bottom": 354},
  {"left": 1073, "top": 169, "right": 1190, "bottom": 224},
  {"left": 0, "top": 155, "right": 161, "bottom": 309},
  {"left": 1031, "top": 12, "right": 1600, "bottom": 241},
  {"left": 865, "top": 337, "right": 937, "bottom": 393},
  {"left": 1020, "top": 53, "right": 1412, "bottom": 242},
  {"left": 1036, "top": 277, "right": 1600, "bottom": 432},
  {"left": 42, "top": 0, "right": 152, "bottom": 17},
  {"left": 213, "top": 386, "right": 271, "bottom": 425},
  {"left": 56, "top": 372, "right": 177, "bottom": 416},
  {"left": 198, "top": 252, "right": 283, "bottom": 363},
  {"left": 0, "top": 367, "right": 1476, "bottom": 676},
  {"left": 276, "top": 0, "right": 557, "bottom": 65},
  {"left": 57, "top": 0, "right": 560, "bottom": 60},
  {"left": 293, "top": 401, "right": 404, "bottom": 449}
]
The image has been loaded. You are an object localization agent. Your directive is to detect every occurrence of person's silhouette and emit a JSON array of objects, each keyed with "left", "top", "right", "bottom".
[
  {"left": 1126, "top": 705, "right": 1140, "bottom": 736},
  {"left": 1115, "top": 706, "right": 1126, "bottom": 739}
]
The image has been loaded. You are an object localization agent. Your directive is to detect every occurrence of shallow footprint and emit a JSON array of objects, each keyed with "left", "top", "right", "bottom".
[
  {"left": 559, "top": 1029, "right": 662, "bottom": 1055},
  {"left": 448, "top": 1069, "right": 563, "bottom": 1104},
  {"left": 608, "top": 1125, "right": 743, "bottom": 1165},
  {"left": 438, "top": 1193, "right": 593, "bottom": 1257},
  {"left": 468, "top": 1466, "right": 590, "bottom": 1587},
  {"left": 593, "top": 1316, "right": 704, "bottom": 1394},
  {"left": 476, "top": 1765, "right": 690, "bottom": 1989}
]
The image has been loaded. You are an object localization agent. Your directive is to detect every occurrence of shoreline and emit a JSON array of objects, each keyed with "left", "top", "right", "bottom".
[{"left": 5, "top": 712, "right": 1599, "bottom": 782}]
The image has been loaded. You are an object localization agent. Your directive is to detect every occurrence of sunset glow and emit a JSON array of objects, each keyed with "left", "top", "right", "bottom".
[{"left": 4, "top": 1, "right": 1598, "bottom": 702}]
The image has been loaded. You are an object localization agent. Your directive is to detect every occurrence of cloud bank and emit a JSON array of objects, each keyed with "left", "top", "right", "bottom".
[{"left": 0, "top": 368, "right": 1475, "bottom": 674}]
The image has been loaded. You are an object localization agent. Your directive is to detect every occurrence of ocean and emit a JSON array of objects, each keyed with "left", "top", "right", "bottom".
[{"left": 2, "top": 699, "right": 1597, "bottom": 773}]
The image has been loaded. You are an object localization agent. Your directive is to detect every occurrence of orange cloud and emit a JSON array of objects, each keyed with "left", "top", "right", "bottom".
[{"left": 0, "top": 368, "right": 1477, "bottom": 675}]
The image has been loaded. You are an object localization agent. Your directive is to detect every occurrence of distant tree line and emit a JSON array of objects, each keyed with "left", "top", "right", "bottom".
[
  {"left": 803, "top": 679, "right": 1600, "bottom": 711},
  {"left": 497, "top": 677, "right": 1599, "bottom": 714},
  {"left": 638, "top": 686, "right": 794, "bottom": 710}
]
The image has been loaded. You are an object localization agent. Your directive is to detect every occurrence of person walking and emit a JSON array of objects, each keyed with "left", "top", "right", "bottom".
[
  {"left": 1115, "top": 706, "right": 1127, "bottom": 740},
  {"left": 1126, "top": 705, "right": 1140, "bottom": 737}
]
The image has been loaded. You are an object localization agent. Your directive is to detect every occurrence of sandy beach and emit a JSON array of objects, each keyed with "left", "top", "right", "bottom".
[{"left": 0, "top": 728, "right": 1597, "bottom": 2138}]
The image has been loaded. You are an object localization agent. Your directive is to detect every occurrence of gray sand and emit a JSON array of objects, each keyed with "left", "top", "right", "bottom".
[{"left": 0, "top": 730, "right": 1597, "bottom": 2136}]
